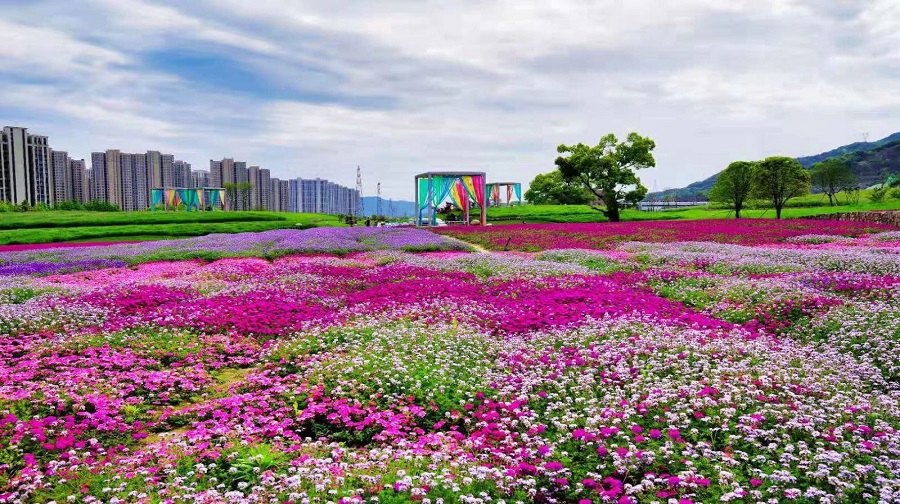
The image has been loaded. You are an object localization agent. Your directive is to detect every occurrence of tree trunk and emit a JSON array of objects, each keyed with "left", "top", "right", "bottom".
[
  {"left": 735, "top": 207, "right": 741, "bottom": 219},
  {"left": 607, "top": 203, "right": 620, "bottom": 222},
  {"left": 775, "top": 204, "right": 782, "bottom": 219},
  {"left": 827, "top": 193, "right": 834, "bottom": 206}
]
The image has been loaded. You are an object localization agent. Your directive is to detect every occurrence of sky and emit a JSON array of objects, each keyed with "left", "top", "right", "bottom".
[{"left": 1, "top": 0, "right": 898, "bottom": 200}]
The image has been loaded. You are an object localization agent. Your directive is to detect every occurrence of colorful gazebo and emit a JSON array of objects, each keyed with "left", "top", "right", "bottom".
[
  {"left": 151, "top": 187, "right": 227, "bottom": 211},
  {"left": 487, "top": 182, "right": 522, "bottom": 206},
  {"left": 414, "top": 171, "right": 487, "bottom": 226}
]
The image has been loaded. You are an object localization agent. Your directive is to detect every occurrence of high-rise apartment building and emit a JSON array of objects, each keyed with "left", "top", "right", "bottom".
[
  {"left": 210, "top": 158, "right": 236, "bottom": 188},
  {"left": 70, "top": 159, "right": 89, "bottom": 203},
  {"left": 120, "top": 152, "right": 150, "bottom": 211},
  {"left": 146, "top": 151, "right": 162, "bottom": 190},
  {"left": 278, "top": 179, "right": 290, "bottom": 212},
  {"left": 259, "top": 168, "right": 271, "bottom": 211},
  {"left": 270, "top": 177, "right": 281, "bottom": 212},
  {"left": 161, "top": 154, "right": 175, "bottom": 188},
  {"left": 104, "top": 149, "right": 123, "bottom": 209},
  {"left": 50, "top": 150, "right": 72, "bottom": 203},
  {"left": 173, "top": 161, "right": 192, "bottom": 187},
  {"left": 192, "top": 169, "right": 210, "bottom": 188},
  {"left": 90, "top": 152, "right": 108, "bottom": 203},
  {"left": 0, "top": 126, "right": 53, "bottom": 206},
  {"left": 248, "top": 166, "right": 260, "bottom": 209}
]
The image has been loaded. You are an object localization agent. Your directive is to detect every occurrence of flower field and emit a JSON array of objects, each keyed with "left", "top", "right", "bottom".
[
  {"left": 434, "top": 220, "right": 895, "bottom": 251},
  {"left": 1, "top": 224, "right": 899, "bottom": 503}
]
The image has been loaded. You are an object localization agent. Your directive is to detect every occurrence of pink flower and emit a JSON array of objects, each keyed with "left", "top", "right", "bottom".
[
  {"left": 649, "top": 428, "right": 662, "bottom": 439},
  {"left": 545, "top": 461, "right": 564, "bottom": 472},
  {"left": 750, "top": 478, "right": 764, "bottom": 487}
]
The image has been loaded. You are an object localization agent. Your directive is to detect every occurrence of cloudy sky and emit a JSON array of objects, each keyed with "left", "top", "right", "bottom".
[{"left": 1, "top": 0, "right": 898, "bottom": 199}]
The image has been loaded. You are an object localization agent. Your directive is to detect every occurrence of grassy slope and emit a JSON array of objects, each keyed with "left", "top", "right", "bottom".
[{"left": 0, "top": 211, "right": 345, "bottom": 245}]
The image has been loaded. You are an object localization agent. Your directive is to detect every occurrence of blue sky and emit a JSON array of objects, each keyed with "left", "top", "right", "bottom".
[{"left": 1, "top": 0, "right": 899, "bottom": 199}]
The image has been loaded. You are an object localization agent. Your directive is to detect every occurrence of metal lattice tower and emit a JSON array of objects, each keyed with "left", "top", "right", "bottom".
[
  {"left": 355, "top": 166, "right": 363, "bottom": 217},
  {"left": 376, "top": 182, "right": 382, "bottom": 217}
]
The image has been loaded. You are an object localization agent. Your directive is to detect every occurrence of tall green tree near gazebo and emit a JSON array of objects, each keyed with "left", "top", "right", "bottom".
[{"left": 555, "top": 132, "right": 656, "bottom": 222}]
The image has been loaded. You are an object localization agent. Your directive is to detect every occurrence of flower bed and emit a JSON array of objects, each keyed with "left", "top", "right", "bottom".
[
  {"left": 0, "top": 227, "right": 899, "bottom": 503},
  {"left": 434, "top": 220, "right": 895, "bottom": 251}
]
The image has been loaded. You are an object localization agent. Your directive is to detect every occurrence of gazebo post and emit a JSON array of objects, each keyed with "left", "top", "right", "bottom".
[{"left": 428, "top": 175, "right": 437, "bottom": 226}]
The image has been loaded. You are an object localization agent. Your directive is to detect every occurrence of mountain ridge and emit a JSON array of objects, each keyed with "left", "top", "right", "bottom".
[{"left": 649, "top": 132, "right": 900, "bottom": 199}]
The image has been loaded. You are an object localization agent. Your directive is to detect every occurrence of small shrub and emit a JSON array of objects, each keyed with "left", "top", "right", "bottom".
[{"left": 869, "top": 187, "right": 888, "bottom": 203}]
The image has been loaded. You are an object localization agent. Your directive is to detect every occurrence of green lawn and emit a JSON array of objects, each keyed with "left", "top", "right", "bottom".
[
  {"left": 0, "top": 211, "right": 345, "bottom": 245},
  {"left": 487, "top": 191, "right": 900, "bottom": 224}
]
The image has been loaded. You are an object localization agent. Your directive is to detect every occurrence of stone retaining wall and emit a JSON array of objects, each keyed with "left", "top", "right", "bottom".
[{"left": 805, "top": 211, "right": 900, "bottom": 227}]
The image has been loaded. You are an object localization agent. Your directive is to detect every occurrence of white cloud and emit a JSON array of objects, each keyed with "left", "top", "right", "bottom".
[{"left": 0, "top": 18, "right": 128, "bottom": 76}]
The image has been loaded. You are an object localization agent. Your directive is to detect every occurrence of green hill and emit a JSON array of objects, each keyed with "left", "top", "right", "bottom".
[{"left": 650, "top": 132, "right": 900, "bottom": 199}]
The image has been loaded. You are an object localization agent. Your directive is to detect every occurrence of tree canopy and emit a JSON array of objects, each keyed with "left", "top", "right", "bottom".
[
  {"left": 708, "top": 161, "right": 756, "bottom": 218},
  {"left": 811, "top": 158, "right": 855, "bottom": 206},
  {"left": 555, "top": 132, "right": 655, "bottom": 222},
  {"left": 524, "top": 170, "right": 595, "bottom": 205},
  {"left": 751, "top": 156, "right": 811, "bottom": 219}
]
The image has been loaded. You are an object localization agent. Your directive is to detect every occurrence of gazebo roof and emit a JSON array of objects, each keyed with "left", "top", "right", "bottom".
[{"left": 415, "top": 171, "right": 485, "bottom": 178}]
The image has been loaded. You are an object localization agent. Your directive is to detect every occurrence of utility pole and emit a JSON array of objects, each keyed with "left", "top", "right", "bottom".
[
  {"left": 376, "top": 182, "right": 382, "bottom": 217},
  {"left": 355, "top": 166, "right": 363, "bottom": 218}
]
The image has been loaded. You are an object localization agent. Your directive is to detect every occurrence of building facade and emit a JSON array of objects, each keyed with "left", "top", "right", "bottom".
[
  {"left": 0, "top": 126, "right": 53, "bottom": 206},
  {"left": 192, "top": 169, "right": 210, "bottom": 188},
  {"left": 51, "top": 150, "right": 72, "bottom": 203},
  {"left": 70, "top": 159, "right": 89, "bottom": 203}
]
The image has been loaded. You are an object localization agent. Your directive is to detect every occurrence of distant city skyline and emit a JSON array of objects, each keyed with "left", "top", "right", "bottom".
[
  {"left": 2, "top": 1, "right": 896, "bottom": 200},
  {"left": 2, "top": 124, "right": 365, "bottom": 215}
]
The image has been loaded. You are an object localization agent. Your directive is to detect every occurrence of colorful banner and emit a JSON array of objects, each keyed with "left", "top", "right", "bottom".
[
  {"left": 165, "top": 189, "right": 178, "bottom": 208},
  {"left": 506, "top": 185, "right": 513, "bottom": 205},
  {"left": 151, "top": 189, "right": 164, "bottom": 210},
  {"left": 462, "top": 175, "right": 486, "bottom": 210},
  {"left": 449, "top": 180, "right": 468, "bottom": 211},
  {"left": 514, "top": 183, "right": 522, "bottom": 203}
]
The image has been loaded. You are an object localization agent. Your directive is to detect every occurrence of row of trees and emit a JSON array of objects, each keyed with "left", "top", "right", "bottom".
[
  {"left": 709, "top": 158, "right": 810, "bottom": 219},
  {"left": 223, "top": 182, "right": 254, "bottom": 210},
  {"left": 526, "top": 133, "right": 891, "bottom": 221}
]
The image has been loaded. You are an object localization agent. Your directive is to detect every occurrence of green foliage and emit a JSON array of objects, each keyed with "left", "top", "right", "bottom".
[
  {"left": 751, "top": 156, "right": 812, "bottom": 219},
  {"left": 869, "top": 186, "right": 888, "bottom": 203},
  {"left": 83, "top": 200, "right": 120, "bottom": 212},
  {"left": 890, "top": 187, "right": 900, "bottom": 200},
  {"left": 811, "top": 158, "right": 856, "bottom": 206},
  {"left": 524, "top": 170, "right": 594, "bottom": 205},
  {"left": 708, "top": 161, "right": 756, "bottom": 218},
  {"left": 555, "top": 132, "right": 656, "bottom": 222}
]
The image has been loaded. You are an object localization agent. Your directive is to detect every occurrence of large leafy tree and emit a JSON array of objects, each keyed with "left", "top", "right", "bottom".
[
  {"left": 708, "top": 161, "right": 756, "bottom": 218},
  {"left": 811, "top": 158, "right": 855, "bottom": 206},
  {"left": 751, "top": 156, "right": 811, "bottom": 219},
  {"left": 555, "top": 132, "right": 656, "bottom": 222},
  {"left": 524, "top": 170, "right": 595, "bottom": 205}
]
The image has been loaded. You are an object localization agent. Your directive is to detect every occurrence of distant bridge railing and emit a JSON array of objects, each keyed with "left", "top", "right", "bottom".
[{"left": 638, "top": 201, "right": 707, "bottom": 211}]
